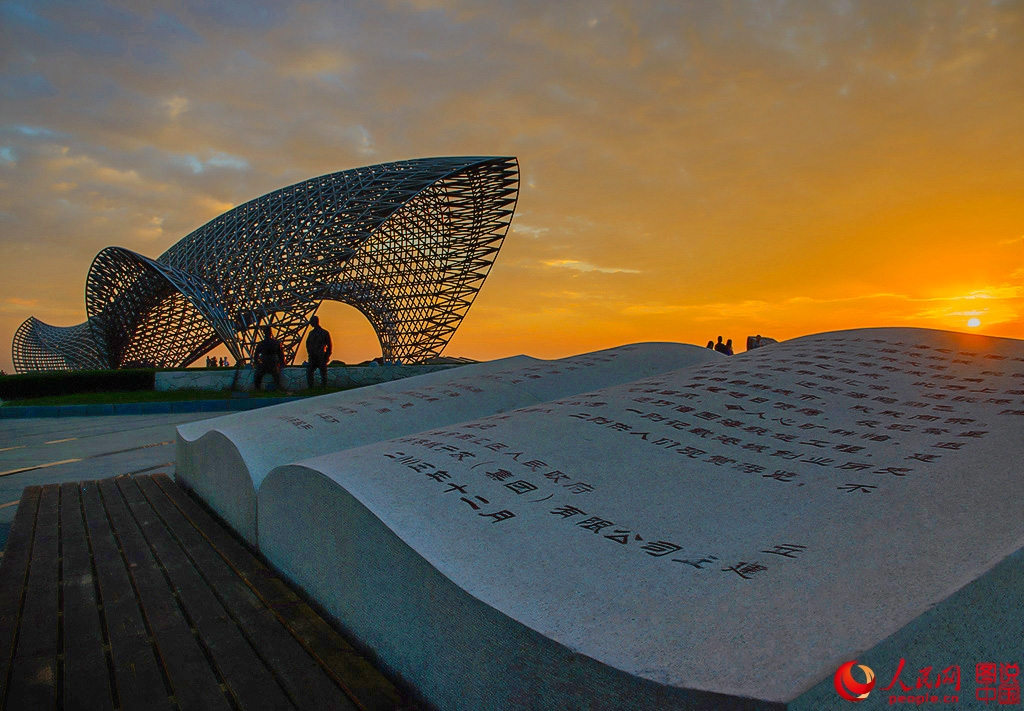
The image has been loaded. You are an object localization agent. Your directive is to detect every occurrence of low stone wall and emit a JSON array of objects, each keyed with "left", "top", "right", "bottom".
[{"left": 155, "top": 364, "right": 460, "bottom": 392}]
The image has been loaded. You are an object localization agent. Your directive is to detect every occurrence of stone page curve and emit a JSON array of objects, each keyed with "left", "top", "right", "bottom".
[
  {"left": 258, "top": 327, "right": 1024, "bottom": 709},
  {"left": 177, "top": 343, "right": 722, "bottom": 544}
]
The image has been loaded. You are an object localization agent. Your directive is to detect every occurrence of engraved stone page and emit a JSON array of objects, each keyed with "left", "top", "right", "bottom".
[
  {"left": 176, "top": 356, "right": 534, "bottom": 484},
  {"left": 177, "top": 343, "right": 720, "bottom": 543},
  {"left": 258, "top": 328, "right": 1024, "bottom": 710},
  {"left": 175, "top": 355, "right": 535, "bottom": 542}
]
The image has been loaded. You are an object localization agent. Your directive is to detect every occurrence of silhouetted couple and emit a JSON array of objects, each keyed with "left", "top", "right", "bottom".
[{"left": 252, "top": 317, "right": 333, "bottom": 392}]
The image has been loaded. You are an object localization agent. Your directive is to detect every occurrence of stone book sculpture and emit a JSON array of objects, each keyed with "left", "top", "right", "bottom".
[
  {"left": 176, "top": 343, "right": 722, "bottom": 543},
  {"left": 244, "top": 328, "right": 1022, "bottom": 710}
]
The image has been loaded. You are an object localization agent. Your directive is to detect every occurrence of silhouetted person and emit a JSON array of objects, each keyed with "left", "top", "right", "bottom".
[
  {"left": 714, "top": 336, "right": 727, "bottom": 354},
  {"left": 724, "top": 338, "right": 734, "bottom": 356},
  {"left": 305, "top": 315, "right": 332, "bottom": 388},
  {"left": 706, "top": 340, "right": 715, "bottom": 349},
  {"left": 253, "top": 326, "right": 285, "bottom": 391},
  {"left": 746, "top": 334, "right": 778, "bottom": 351}
]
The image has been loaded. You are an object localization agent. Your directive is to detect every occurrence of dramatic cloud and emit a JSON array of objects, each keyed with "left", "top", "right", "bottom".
[{"left": 1, "top": 0, "right": 1022, "bottom": 369}]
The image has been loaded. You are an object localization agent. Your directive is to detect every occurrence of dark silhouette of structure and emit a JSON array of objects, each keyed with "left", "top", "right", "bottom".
[{"left": 12, "top": 156, "right": 519, "bottom": 373}]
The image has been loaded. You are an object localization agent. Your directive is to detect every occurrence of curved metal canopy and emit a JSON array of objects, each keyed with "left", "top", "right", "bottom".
[{"left": 12, "top": 156, "right": 519, "bottom": 372}]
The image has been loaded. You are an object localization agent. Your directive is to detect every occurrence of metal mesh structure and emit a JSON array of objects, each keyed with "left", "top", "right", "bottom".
[{"left": 12, "top": 156, "right": 519, "bottom": 372}]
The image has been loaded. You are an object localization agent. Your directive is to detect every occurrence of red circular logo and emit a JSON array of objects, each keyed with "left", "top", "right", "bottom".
[{"left": 834, "top": 660, "right": 876, "bottom": 702}]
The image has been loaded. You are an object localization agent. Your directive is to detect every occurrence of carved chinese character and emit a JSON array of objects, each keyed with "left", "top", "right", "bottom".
[
  {"left": 837, "top": 483, "right": 877, "bottom": 493},
  {"left": 504, "top": 480, "right": 538, "bottom": 495},
  {"left": 721, "top": 561, "right": 767, "bottom": 579},
  {"left": 603, "top": 529, "right": 633, "bottom": 545},
  {"left": 874, "top": 466, "right": 912, "bottom": 477},
  {"left": 479, "top": 510, "right": 516, "bottom": 523},
  {"left": 672, "top": 555, "right": 719, "bottom": 569},
  {"left": 550, "top": 505, "right": 586, "bottom": 518},
  {"left": 459, "top": 495, "right": 489, "bottom": 510},
  {"left": 642, "top": 541, "right": 682, "bottom": 557},
  {"left": 577, "top": 517, "right": 615, "bottom": 533},
  {"left": 486, "top": 468, "right": 514, "bottom": 481},
  {"left": 543, "top": 470, "right": 571, "bottom": 484},
  {"left": 761, "top": 544, "right": 806, "bottom": 558}
]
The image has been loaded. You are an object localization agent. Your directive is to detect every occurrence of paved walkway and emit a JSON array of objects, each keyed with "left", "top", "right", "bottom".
[
  {"left": 0, "top": 411, "right": 245, "bottom": 551},
  {"left": 0, "top": 396, "right": 301, "bottom": 419}
]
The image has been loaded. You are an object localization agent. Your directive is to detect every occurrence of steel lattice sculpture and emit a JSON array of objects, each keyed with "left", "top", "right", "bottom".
[{"left": 12, "top": 156, "right": 519, "bottom": 373}]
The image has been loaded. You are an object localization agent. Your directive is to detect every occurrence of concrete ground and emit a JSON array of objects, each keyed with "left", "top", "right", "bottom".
[{"left": 0, "top": 410, "right": 242, "bottom": 551}]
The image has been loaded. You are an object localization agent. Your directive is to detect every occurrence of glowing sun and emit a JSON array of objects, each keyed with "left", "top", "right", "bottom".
[{"left": 967, "top": 317, "right": 981, "bottom": 328}]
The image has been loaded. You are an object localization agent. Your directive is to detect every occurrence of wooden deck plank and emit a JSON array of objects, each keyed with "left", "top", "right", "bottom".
[
  {"left": 59, "top": 482, "right": 114, "bottom": 711},
  {"left": 96, "top": 478, "right": 231, "bottom": 711},
  {"left": 2, "top": 475, "right": 415, "bottom": 711},
  {"left": 154, "top": 474, "right": 302, "bottom": 606},
  {"left": 115, "top": 476, "right": 295, "bottom": 711},
  {"left": 0, "top": 485, "right": 40, "bottom": 705},
  {"left": 13, "top": 484, "right": 59, "bottom": 658},
  {"left": 154, "top": 474, "right": 408, "bottom": 711},
  {"left": 4, "top": 654, "right": 56, "bottom": 710},
  {"left": 137, "top": 475, "right": 359, "bottom": 711},
  {"left": 80, "top": 480, "right": 173, "bottom": 711},
  {"left": 270, "top": 598, "right": 411, "bottom": 711},
  {"left": 6, "top": 484, "right": 60, "bottom": 710}
]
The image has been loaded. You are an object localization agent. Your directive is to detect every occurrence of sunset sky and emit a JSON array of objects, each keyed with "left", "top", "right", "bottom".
[{"left": 1, "top": 0, "right": 1021, "bottom": 372}]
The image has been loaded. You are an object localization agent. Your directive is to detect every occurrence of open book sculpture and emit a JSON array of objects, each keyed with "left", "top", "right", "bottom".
[
  {"left": 234, "top": 328, "right": 1022, "bottom": 710},
  {"left": 176, "top": 343, "right": 721, "bottom": 543}
]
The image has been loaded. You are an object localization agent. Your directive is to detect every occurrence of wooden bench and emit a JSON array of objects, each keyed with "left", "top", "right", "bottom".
[{"left": 0, "top": 474, "right": 415, "bottom": 710}]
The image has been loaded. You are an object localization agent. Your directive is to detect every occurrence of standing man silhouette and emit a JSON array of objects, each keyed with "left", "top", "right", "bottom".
[
  {"left": 305, "top": 315, "right": 332, "bottom": 388},
  {"left": 253, "top": 326, "right": 285, "bottom": 391}
]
